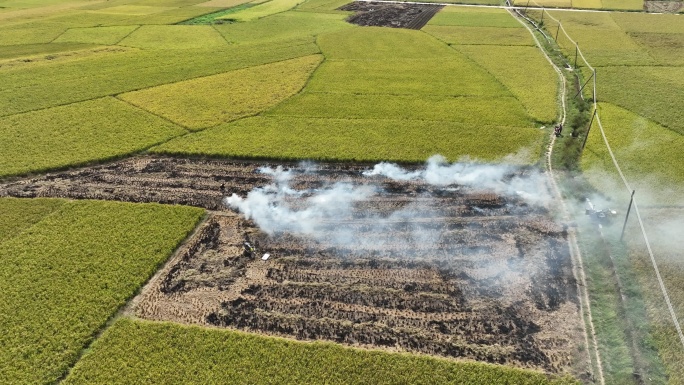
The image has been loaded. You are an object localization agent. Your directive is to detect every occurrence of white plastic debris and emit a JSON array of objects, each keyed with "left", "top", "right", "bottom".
[{"left": 261, "top": 253, "right": 270, "bottom": 261}]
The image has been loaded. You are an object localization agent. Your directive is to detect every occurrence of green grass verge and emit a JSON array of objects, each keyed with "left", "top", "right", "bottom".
[
  {"left": 0, "top": 97, "right": 186, "bottom": 177},
  {"left": 119, "top": 55, "right": 322, "bottom": 130},
  {"left": 63, "top": 317, "right": 578, "bottom": 385},
  {"left": 0, "top": 38, "right": 319, "bottom": 116},
  {"left": 152, "top": 116, "right": 543, "bottom": 163},
  {"left": 0, "top": 200, "right": 204, "bottom": 385}
]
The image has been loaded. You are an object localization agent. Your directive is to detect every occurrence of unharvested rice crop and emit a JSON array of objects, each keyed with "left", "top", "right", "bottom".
[
  {"left": 316, "top": 27, "right": 456, "bottom": 60},
  {"left": 296, "top": 0, "right": 354, "bottom": 12},
  {"left": 428, "top": 7, "right": 522, "bottom": 28},
  {"left": 0, "top": 42, "right": 96, "bottom": 60},
  {"left": 220, "top": 0, "right": 305, "bottom": 21},
  {"left": 0, "top": 21, "right": 68, "bottom": 45},
  {"left": 0, "top": 97, "right": 186, "bottom": 177},
  {"left": 90, "top": 5, "right": 175, "bottom": 15},
  {"left": 213, "top": 11, "right": 351, "bottom": 44},
  {"left": 456, "top": 45, "right": 558, "bottom": 123},
  {"left": 54, "top": 25, "right": 140, "bottom": 45},
  {"left": 0, "top": 200, "right": 203, "bottom": 384},
  {"left": 196, "top": 0, "right": 251, "bottom": 7},
  {"left": 152, "top": 115, "right": 543, "bottom": 163},
  {"left": 268, "top": 92, "right": 532, "bottom": 127},
  {"left": 422, "top": 25, "right": 534, "bottom": 46},
  {"left": 305, "top": 58, "right": 508, "bottom": 97},
  {"left": 118, "top": 25, "right": 228, "bottom": 49},
  {"left": 0, "top": 198, "right": 65, "bottom": 244},
  {"left": 611, "top": 12, "right": 684, "bottom": 34},
  {"left": 119, "top": 55, "right": 323, "bottom": 130},
  {"left": 598, "top": 66, "right": 684, "bottom": 135},
  {"left": 571, "top": 0, "right": 602, "bottom": 8},
  {"left": 581, "top": 103, "right": 684, "bottom": 202},
  {"left": 626, "top": 32, "right": 684, "bottom": 66},
  {"left": 550, "top": 27, "right": 653, "bottom": 66},
  {"left": 600, "top": 0, "right": 642, "bottom": 10},
  {"left": 62, "top": 318, "right": 579, "bottom": 385},
  {"left": 0, "top": 38, "right": 318, "bottom": 116}
]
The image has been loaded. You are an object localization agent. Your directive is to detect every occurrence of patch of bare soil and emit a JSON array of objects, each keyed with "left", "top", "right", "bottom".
[
  {"left": 0, "top": 157, "right": 585, "bottom": 375},
  {"left": 644, "top": 1, "right": 683, "bottom": 13},
  {"left": 339, "top": 1, "right": 444, "bottom": 30}
]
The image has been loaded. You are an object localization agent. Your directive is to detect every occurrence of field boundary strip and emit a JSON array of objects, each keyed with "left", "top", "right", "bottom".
[
  {"left": 508, "top": 5, "right": 604, "bottom": 383},
  {"left": 526, "top": 0, "right": 684, "bottom": 352}
]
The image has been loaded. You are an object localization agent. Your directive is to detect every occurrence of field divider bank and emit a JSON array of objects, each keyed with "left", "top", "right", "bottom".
[{"left": 506, "top": 5, "right": 604, "bottom": 383}]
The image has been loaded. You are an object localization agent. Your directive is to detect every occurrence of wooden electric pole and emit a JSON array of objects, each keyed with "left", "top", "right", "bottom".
[{"left": 620, "top": 190, "right": 636, "bottom": 242}]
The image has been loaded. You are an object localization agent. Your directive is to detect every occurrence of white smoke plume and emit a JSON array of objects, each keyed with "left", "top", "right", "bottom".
[
  {"left": 224, "top": 156, "right": 554, "bottom": 253},
  {"left": 364, "top": 155, "right": 552, "bottom": 205}
]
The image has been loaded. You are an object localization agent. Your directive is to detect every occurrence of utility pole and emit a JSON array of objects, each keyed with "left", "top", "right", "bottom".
[
  {"left": 620, "top": 190, "right": 636, "bottom": 242},
  {"left": 555, "top": 23, "right": 561, "bottom": 41},
  {"left": 581, "top": 109, "right": 597, "bottom": 151},
  {"left": 574, "top": 44, "right": 579, "bottom": 68}
]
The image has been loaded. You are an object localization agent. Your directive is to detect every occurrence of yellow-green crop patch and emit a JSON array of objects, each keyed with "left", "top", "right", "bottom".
[
  {"left": 572, "top": 0, "right": 602, "bottom": 8},
  {"left": 0, "top": 38, "right": 319, "bottom": 116},
  {"left": 196, "top": 0, "right": 251, "bottom": 7},
  {"left": 296, "top": 0, "right": 352, "bottom": 12},
  {"left": 627, "top": 32, "right": 684, "bottom": 66},
  {"left": 598, "top": 66, "right": 684, "bottom": 135},
  {"left": 600, "top": 0, "right": 643, "bottom": 10},
  {"left": 152, "top": 115, "right": 543, "bottom": 163},
  {"left": 0, "top": 200, "right": 204, "bottom": 385},
  {"left": 213, "top": 11, "right": 351, "bottom": 44},
  {"left": 317, "top": 27, "right": 456, "bottom": 60},
  {"left": 268, "top": 92, "right": 532, "bottom": 127},
  {"left": 90, "top": 5, "right": 175, "bottom": 15},
  {"left": 118, "top": 25, "right": 228, "bottom": 49},
  {"left": 422, "top": 25, "right": 534, "bottom": 46},
  {"left": 54, "top": 25, "right": 140, "bottom": 45},
  {"left": 63, "top": 318, "right": 578, "bottom": 385},
  {"left": 428, "top": 7, "right": 522, "bottom": 28},
  {"left": 456, "top": 45, "right": 558, "bottom": 123},
  {"left": 0, "top": 97, "right": 186, "bottom": 177},
  {"left": 0, "top": 198, "right": 65, "bottom": 244},
  {"left": 306, "top": 58, "right": 509, "bottom": 97},
  {"left": 221, "top": 0, "right": 305, "bottom": 21},
  {"left": 119, "top": 55, "right": 323, "bottom": 130},
  {"left": 581, "top": 103, "right": 684, "bottom": 199},
  {"left": 0, "top": 21, "right": 67, "bottom": 45},
  {"left": 0, "top": 42, "right": 96, "bottom": 60},
  {"left": 611, "top": 12, "right": 684, "bottom": 34}
]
